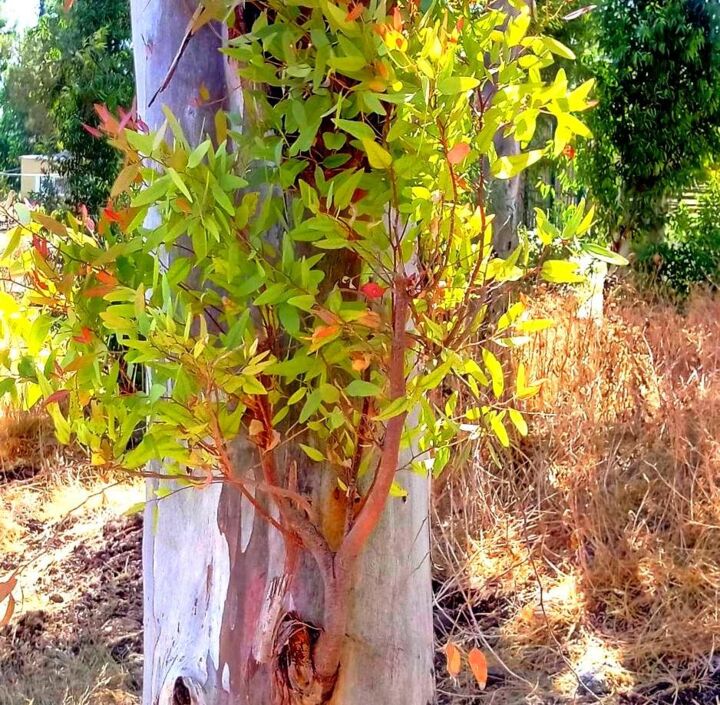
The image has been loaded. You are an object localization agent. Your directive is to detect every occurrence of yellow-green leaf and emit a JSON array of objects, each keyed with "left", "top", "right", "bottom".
[
  {"left": 482, "top": 348, "right": 504, "bottom": 398},
  {"left": 361, "top": 139, "right": 392, "bottom": 169},
  {"left": 491, "top": 149, "right": 544, "bottom": 179},
  {"left": 540, "top": 260, "right": 585, "bottom": 284},
  {"left": 542, "top": 36, "right": 576, "bottom": 60}
]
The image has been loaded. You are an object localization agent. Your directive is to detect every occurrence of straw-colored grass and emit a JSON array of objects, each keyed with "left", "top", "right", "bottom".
[{"left": 434, "top": 286, "right": 720, "bottom": 703}]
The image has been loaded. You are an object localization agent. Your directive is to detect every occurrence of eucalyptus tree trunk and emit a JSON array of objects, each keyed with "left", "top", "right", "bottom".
[
  {"left": 131, "top": 3, "right": 434, "bottom": 704},
  {"left": 486, "top": 0, "right": 532, "bottom": 256}
]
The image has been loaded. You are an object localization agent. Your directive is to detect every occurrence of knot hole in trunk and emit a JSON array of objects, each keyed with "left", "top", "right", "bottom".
[{"left": 172, "top": 677, "right": 198, "bottom": 705}]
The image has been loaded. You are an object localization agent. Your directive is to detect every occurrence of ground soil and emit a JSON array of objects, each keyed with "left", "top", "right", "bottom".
[
  {"left": 1, "top": 436, "right": 719, "bottom": 705},
  {"left": 0, "top": 445, "right": 143, "bottom": 705}
]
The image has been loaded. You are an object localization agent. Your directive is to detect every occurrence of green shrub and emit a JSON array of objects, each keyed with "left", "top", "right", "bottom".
[{"left": 635, "top": 173, "right": 720, "bottom": 295}]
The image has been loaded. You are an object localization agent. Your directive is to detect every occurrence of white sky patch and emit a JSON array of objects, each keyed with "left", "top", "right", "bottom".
[{"left": 2, "top": 1, "right": 40, "bottom": 32}]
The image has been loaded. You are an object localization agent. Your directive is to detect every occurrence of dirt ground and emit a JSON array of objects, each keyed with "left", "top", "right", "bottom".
[{"left": 0, "top": 418, "right": 143, "bottom": 705}]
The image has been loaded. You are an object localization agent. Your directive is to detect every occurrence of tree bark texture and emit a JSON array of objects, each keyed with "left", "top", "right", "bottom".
[{"left": 131, "top": 2, "right": 434, "bottom": 704}]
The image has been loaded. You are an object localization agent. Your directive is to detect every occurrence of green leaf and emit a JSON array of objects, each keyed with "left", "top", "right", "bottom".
[
  {"left": 492, "top": 150, "right": 545, "bottom": 179},
  {"left": 287, "top": 295, "right": 315, "bottom": 311},
  {"left": 14, "top": 203, "right": 30, "bottom": 226},
  {"left": 361, "top": 139, "right": 392, "bottom": 169},
  {"left": 2, "top": 227, "right": 22, "bottom": 260},
  {"left": 132, "top": 175, "right": 171, "bottom": 207},
  {"left": 299, "top": 389, "right": 323, "bottom": 423},
  {"left": 581, "top": 243, "right": 628, "bottom": 266},
  {"left": 187, "top": 139, "right": 212, "bottom": 168},
  {"left": 287, "top": 387, "right": 307, "bottom": 405},
  {"left": 489, "top": 412, "right": 510, "bottom": 447},
  {"left": 515, "top": 318, "right": 555, "bottom": 333},
  {"left": 333, "top": 118, "right": 376, "bottom": 141},
  {"left": 167, "top": 168, "right": 193, "bottom": 202},
  {"left": 437, "top": 76, "right": 480, "bottom": 94},
  {"left": 373, "top": 396, "right": 411, "bottom": 421},
  {"left": 346, "top": 379, "right": 381, "bottom": 397},
  {"left": 542, "top": 36, "right": 576, "bottom": 60},
  {"left": 482, "top": 349, "right": 504, "bottom": 398},
  {"left": 389, "top": 480, "right": 408, "bottom": 498},
  {"left": 508, "top": 409, "right": 528, "bottom": 437},
  {"left": 300, "top": 443, "right": 325, "bottom": 462}
]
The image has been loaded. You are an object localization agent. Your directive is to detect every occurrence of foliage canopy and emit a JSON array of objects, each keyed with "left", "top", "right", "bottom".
[
  {"left": 579, "top": 0, "right": 720, "bottom": 238},
  {"left": 2, "top": 0, "right": 133, "bottom": 210}
]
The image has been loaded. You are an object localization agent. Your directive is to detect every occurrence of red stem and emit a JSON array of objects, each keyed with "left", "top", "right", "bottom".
[{"left": 313, "top": 277, "right": 410, "bottom": 681}]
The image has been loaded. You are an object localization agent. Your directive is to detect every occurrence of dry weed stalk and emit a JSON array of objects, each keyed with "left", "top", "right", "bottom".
[{"left": 434, "top": 286, "right": 720, "bottom": 703}]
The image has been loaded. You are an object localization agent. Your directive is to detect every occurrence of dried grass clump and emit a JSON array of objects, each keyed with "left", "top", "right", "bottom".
[
  {"left": 434, "top": 286, "right": 720, "bottom": 703},
  {"left": 0, "top": 408, "right": 59, "bottom": 479}
]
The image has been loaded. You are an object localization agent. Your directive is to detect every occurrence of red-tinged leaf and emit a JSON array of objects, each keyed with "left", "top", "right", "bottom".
[
  {"left": 30, "top": 271, "right": 49, "bottom": 291},
  {"left": 73, "top": 327, "right": 93, "bottom": 345},
  {"left": 96, "top": 270, "right": 118, "bottom": 286},
  {"left": 360, "top": 282, "right": 386, "bottom": 299},
  {"left": 311, "top": 324, "right": 340, "bottom": 343},
  {"left": 63, "top": 355, "right": 94, "bottom": 373},
  {"left": 357, "top": 310, "right": 381, "bottom": 328},
  {"left": 44, "top": 389, "right": 70, "bottom": 406},
  {"left": 444, "top": 642, "right": 461, "bottom": 677},
  {"left": 94, "top": 104, "right": 111, "bottom": 124},
  {"left": 468, "top": 648, "right": 488, "bottom": 690},
  {"left": 32, "top": 235, "right": 49, "bottom": 259},
  {"left": 0, "top": 575, "right": 16, "bottom": 603},
  {"left": 0, "top": 594, "right": 15, "bottom": 628},
  {"left": 456, "top": 17, "right": 465, "bottom": 32},
  {"left": 314, "top": 308, "right": 342, "bottom": 325},
  {"left": 563, "top": 144, "right": 576, "bottom": 160},
  {"left": 82, "top": 123, "right": 102, "bottom": 139},
  {"left": 351, "top": 188, "right": 368, "bottom": 204},
  {"left": 64, "top": 0, "right": 75, "bottom": 11},
  {"left": 175, "top": 198, "right": 193, "bottom": 214},
  {"left": 93, "top": 103, "right": 120, "bottom": 135},
  {"left": 351, "top": 352, "right": 371, "bottom": 372},
  {"left": 346, "top": 3, "right": 364, "bottom": 21},
  {"left": 117, "top": 98, "right": 137, "bottom": 130},
  {"left": 103, "top": 207, "right": 122, "bottom": 223},
  {"left": 84, "top": 285, "right": 114, "bottom": 298},
  {"left": 392, "top": 6, "right": 402, "bottom": 31},
  {"left": 447, "top": 142, "right": 471, "bottom": 165}
]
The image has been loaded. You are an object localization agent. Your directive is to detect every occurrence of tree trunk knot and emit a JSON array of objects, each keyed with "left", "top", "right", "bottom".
[
  {"left": 172, "top": 677, "right": 193, "bottom": 705},
  {"left": 272, "top": 613, "right": 335, "bottom": 705}
]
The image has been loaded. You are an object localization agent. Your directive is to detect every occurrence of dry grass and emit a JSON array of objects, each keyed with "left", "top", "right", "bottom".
[
  {"left": 0, "top": 642, "right": 140, "bottom": 705},
  {"left": 434, "top": 286, "right": 720, "bottom": 703}
]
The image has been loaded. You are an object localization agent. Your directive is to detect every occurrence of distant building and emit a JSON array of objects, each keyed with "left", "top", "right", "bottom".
[{"left": 19, "top": 154, "right": 68, "bottom": 198}]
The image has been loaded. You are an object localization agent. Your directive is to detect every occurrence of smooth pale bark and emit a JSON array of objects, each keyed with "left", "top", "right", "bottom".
[
  {"left": 486, "top": 0, "right": 531, "bottom": 256},
  {"left": 131, "top": 2, "right": 434, "bottom": 704}
]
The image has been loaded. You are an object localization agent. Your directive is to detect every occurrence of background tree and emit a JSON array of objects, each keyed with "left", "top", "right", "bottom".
[
  {"left": 578, "top": 0, "right": 720, "bottom": 246},
  {"left": 0, "top": 12, "right": 30, "bottom": 175},
  {"left": 4, "top": 0, "right": 133, "bottom": 211}
]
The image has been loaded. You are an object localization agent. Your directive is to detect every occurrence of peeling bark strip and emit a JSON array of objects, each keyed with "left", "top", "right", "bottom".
[{"left": 132, "top": 2, "right": 433, "bottom": 704}]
